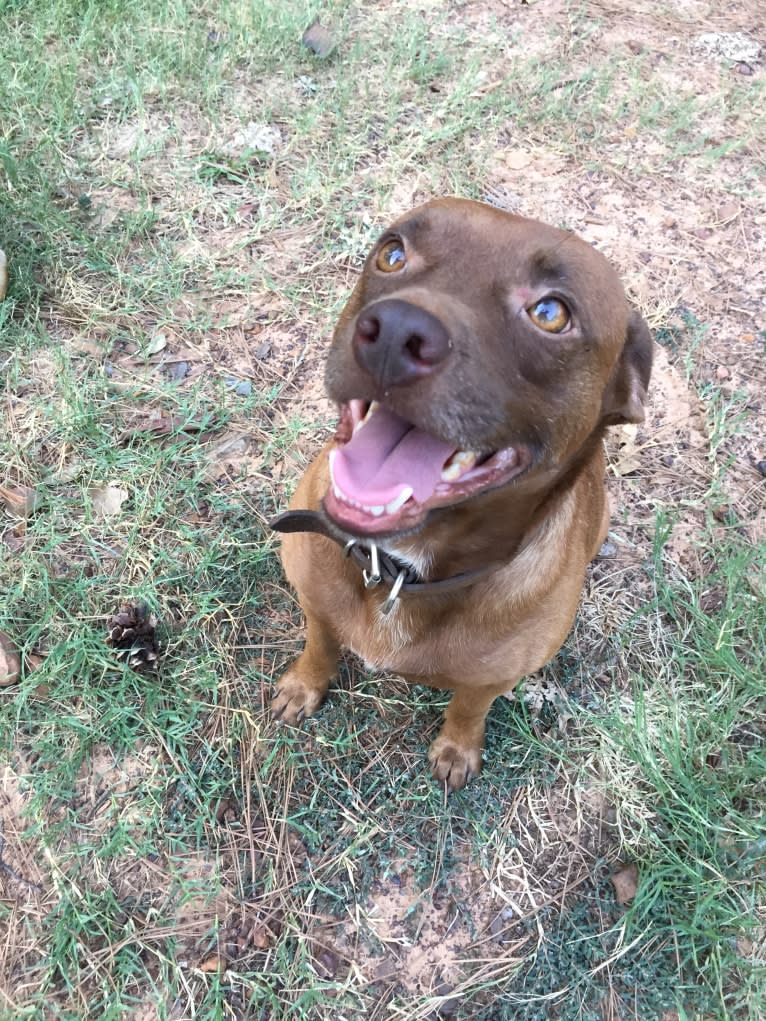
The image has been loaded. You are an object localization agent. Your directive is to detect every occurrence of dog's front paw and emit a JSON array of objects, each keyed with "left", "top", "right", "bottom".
[
  {"left": 428, "top": 735, "right": 482, "bottom": 791},
  {"left": 271, "top": 672, "right": 326, "bottom": 726}
]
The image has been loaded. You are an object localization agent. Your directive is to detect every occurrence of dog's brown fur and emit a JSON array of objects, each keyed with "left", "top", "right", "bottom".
[{"left": 271, "top": 198, "right": 652, "bottom": 789}]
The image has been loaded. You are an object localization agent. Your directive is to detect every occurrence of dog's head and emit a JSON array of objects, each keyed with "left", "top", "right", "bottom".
[{"left": 323, "top": 198, "right": 652, "bottom": 536}]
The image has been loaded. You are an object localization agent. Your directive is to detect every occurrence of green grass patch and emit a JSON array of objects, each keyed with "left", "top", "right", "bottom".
[{"left": 1, "top": 0, "right": 764, "bottom": 1017}]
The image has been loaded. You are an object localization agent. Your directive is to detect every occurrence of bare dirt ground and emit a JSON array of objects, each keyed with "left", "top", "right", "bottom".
[{"left": 1, "top": 0, "right": 764, "bottom": 1017}]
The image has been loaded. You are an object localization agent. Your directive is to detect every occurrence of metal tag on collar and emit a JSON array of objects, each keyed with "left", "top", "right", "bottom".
[
  {"left": 381, "top": 570, "right": 406, "bottom": 614},
  {"left": 363, "top": 542, "right": 382, "bottom": 588}
]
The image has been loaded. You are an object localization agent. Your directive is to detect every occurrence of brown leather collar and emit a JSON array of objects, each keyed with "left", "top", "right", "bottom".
[{"left": 270, "top": 509, "right": 495, "bottom": 609}]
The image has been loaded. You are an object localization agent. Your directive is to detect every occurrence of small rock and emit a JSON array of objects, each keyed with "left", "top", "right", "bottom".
[
  {"left": 166, "top": 360, "right": 190, "bottom": 383},
  {"left": 756, "top": 460, "right": 766, "bottom": 478},
  {"left": 734, "top": 61, "right": 754, "bottom": 76},
  {"left": 599, "top": 541, "right": 617, "bottom": 557},
  {"left": 716, "top": 365, "right": 730, "bottom": 381},
  {"left": 223, "top": 377, "right": 252, "bottom": 397},
  {"left": 433, "top": 982, "right": 459, "bottom": 1018}
]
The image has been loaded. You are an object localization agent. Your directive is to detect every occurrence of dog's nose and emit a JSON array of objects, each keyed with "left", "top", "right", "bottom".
[{"left": 352, "top": 298, "right": 450, "bottom": 389}]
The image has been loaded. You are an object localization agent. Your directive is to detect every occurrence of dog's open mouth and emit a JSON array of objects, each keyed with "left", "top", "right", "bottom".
[{"left": 323, "top": 400, "right": 530, "bottom": 535}]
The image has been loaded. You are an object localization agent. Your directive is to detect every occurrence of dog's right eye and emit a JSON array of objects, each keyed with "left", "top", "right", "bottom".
[{"left": 376, "top": 239, "right": 407, "bottom": 273}]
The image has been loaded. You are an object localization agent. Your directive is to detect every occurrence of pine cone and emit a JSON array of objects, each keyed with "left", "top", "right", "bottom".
[{"left": 107, "top": 601, "right": 159, "bottom": 671}]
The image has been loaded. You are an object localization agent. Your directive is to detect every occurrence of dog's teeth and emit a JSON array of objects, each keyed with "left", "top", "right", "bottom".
[
  {"left": 355, "top": 398, "right": 381, "bottom": 430},
  {"left": 385, "top": 487, "right": 413, "bottom": 514},
  {"left": 441, "top": 451, "right": 478, "bottom": 481},
  {"left": 369, "top": 505, "right": 384, "bottom": 516}
]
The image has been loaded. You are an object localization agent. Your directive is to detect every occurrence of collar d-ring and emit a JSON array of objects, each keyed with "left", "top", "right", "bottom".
[{"left": 381, "top": 570, "right": 406, "bottom": 614}]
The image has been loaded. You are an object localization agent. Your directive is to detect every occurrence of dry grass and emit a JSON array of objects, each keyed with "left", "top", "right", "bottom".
[{"left": 1, "top": 0, "right": 764, "bottom": 1018}]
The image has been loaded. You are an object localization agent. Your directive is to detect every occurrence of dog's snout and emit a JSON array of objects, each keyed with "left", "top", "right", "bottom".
[{"left": 352, "top": 298, "right": 450, "bottom": 389}]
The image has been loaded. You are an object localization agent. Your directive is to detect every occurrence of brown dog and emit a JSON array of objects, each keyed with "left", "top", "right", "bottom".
[{"left": 270, "top": 198, "right": 652, "bottom": 790}]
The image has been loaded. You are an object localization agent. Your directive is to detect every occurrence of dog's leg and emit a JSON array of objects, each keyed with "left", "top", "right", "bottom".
[
  {"left": 272, "top": 613, "right": 340, "bottom": 726},
  {"left": 428, "top": 685, "right": 505, "bottom": 791}
]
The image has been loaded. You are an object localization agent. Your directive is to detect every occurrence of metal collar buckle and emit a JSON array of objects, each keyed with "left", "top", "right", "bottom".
[
  {"left": 363, "top": 542, "right": 382, "bottom": 589},
  {"left": 343, "top": 539, "right": 405, "bottom": 612},
  {"left": 344, "top": 538, "right": 382, "bottom": 589}
]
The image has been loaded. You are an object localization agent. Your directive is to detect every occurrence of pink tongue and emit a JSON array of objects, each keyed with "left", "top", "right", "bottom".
[{"left": 331, "top": 406, "right": 456, "bottom": 505}]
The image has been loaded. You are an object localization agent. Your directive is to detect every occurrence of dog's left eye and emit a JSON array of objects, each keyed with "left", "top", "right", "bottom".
[
  {"left": 376, "top": 239, "right": 407, "bottom": 273},
  {"left": 528, "top": 297, "right": 570, "bottom": 333}
]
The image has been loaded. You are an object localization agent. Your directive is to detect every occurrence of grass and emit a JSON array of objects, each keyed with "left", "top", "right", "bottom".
[{"left": 1, "top": 0, "right": 765, "bottom": 1017}]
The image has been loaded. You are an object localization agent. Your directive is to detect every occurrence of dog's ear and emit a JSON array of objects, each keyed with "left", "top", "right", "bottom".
[{"left": 601, "top": 311, "right": 654, "bottom": 425}]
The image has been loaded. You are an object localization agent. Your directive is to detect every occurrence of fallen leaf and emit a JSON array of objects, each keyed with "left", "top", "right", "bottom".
[
  {"left": 223, "top": 122, "right": 281, "bottom": 159},
  {"left": 237, "top": 201, "right": 257, "bottom": 219},
  {"left": 119, "top": 412, "right": 208, "bottom": 442},
  {"left": 611, "top": 862, "right": 639, "bottom": 904},
  {"left": 0, "top": 483, "right": 40, "bottom": 517},
  {"left": 609, "top": 424, "right": 643, "bottom": 476},
  {"left": 198, "top": 955, "right": 225, "bottom": 973},
  {"left": 2, "top": 526, "right": 28, "bottom": 553},
  {"left": 24, "top": 652, "right": 46, "bottom": 673},
  {"left": 373, "top": 956, "right": 399, "bottom": 982},
  {"left": 144, "top": 332, "right": 168, "bottom": 356},
  {"left": 0, "top": 631, "right": 21, "bottom": 686},
  {"left": 71, "top": 338, "right": 109, "bottom": 358},
  {"left": 49, "top": 459, "right": 85, "bottom": 484},
  {"left": 248, "top": 924, "right": 274, "bottom": 950},
  {"left": 225, "top": 377, "right": 253, "bottom": 397},
  {"left": 0, "top": 248, "right": 8, "bottom": 301},
  {"left": 692, "top": 32, "right": 761, "bottom": 64},
  {"left": 90, "top": 483, "right": 129, "bottom": 517},
  {"left": 302, "top": 20, "right": 336, "bottom": 58}
]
